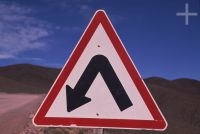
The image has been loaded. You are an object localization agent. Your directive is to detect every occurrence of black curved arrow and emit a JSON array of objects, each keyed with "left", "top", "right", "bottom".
[{"left": 66, "top": 55, "right": 133, "bottom": 112}]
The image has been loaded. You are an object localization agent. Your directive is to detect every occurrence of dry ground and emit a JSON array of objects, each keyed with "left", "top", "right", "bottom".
[{"left": 0, "top": 93, "right": 43, "bottom": 134}]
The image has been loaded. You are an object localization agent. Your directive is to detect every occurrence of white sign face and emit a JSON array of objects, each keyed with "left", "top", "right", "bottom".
[
  {"left": 33, "top": 10, "right": 167, "bottom": 130},
  {"left": 46, "top": 24, "right": 153, "bottom": 120}
]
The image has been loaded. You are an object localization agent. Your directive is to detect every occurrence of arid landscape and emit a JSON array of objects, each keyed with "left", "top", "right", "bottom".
[
  {"left": 0, "top": 93, "right": 44, "bottom": 134},
  {"left": 0, "top": 64, "right": 200, "bottom": 134}
]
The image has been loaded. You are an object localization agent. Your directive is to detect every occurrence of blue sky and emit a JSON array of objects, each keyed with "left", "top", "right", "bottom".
[{"left": 0, "top": 0, "right": 200, "bottom": 80}]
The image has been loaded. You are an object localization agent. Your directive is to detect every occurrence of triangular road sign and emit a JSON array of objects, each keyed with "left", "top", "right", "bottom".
[{"left": 33, "top": 10, "right": 167, "bottom": 130}]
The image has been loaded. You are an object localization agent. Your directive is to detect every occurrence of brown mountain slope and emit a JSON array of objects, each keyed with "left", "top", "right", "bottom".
[
  {"left": 145, "top": 77, "right": 200, "bottom": 94},
  {"left": 107, "top": 78, "right": 200, "bottom": 134},
  {"left": 0, "top": 64, "right": 200, "bottom": 134},
  {"left": 0, "top": 76, "right": 35, "bottom": 93},
  {"left": 1, "top": 64, "right": 199, "bottom": 95},
  {"left": 0, "top": 64, "right": 60, "bottom": 93}
]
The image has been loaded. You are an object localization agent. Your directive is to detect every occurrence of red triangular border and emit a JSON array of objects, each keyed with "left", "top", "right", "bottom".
[{"left": 33, "top": 10, "right": 167, "bottom": 130}]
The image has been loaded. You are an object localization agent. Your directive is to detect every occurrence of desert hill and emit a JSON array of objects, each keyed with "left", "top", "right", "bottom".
[
  {"left": 1, "top": 64, "right": 199, "bottom": 95},
  {"left": 0, "top": 64, "right": 200, "bottom": 134},
  {"left": 0, "top": 64, "right": 60, "bottom": 93}
]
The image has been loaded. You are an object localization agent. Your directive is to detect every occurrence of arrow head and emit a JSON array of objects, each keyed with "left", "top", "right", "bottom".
[{"left": 66, "top": 85, "right": 91, "bottom": 112}]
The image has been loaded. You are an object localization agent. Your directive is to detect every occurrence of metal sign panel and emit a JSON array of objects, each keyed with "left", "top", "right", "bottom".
[{"left": 33, "top": 10, "right": 167, "bottom": 130}]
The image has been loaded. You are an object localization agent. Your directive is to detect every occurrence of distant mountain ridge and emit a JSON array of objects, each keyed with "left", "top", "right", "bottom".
[
  {"left": 0, "top": 64, "right": 200, "bottom": 133},
  {"left": 145, "top": 77, "right": 200, "bottom": 94},
  {"left": 0, "top": 64, "right": 199, "bottom": 94},
  {"left": 0, "top": 64, "right": 60, "bottom": 93}
]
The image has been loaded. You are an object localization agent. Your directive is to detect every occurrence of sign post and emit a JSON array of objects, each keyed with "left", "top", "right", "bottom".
[{"left": 93, "top": 128, "right": 103, "bottom": 134}]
